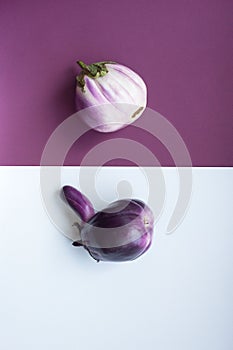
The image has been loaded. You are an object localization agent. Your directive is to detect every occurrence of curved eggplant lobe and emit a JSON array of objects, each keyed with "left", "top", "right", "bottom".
[{"left": 63, "top": 185, "right": 95, "bottom": 222}]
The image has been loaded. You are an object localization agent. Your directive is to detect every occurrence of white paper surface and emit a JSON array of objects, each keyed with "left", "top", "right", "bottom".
[{"left": 0, "top": 167, "right": 232, "bottom": 350}]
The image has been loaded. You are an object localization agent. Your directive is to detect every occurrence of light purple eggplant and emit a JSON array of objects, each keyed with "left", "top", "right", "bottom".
[
  {"left": 63, "top": 186, "right": 154, "bottom": 262},
  {"left": 75, "top": 60, "right": 147, "bottom": 133}
]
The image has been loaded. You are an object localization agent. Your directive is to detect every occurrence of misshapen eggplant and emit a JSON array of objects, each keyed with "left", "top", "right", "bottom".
[{"left": 63, "top": 186, "right": 154, "bottom": 262}]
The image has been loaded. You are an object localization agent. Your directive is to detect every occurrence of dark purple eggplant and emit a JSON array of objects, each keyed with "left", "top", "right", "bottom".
[
  {"left": 62, "top": 186, "right": 154, "bottom": 262},
  {"left": 63, "top": 185, "right": 95, "bottom": 222}
]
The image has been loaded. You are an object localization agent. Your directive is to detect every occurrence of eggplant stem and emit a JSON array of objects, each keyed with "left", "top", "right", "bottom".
[
  {"left": 76, "top": 59, "right": 114, "bottom": 91},
  {"left": 77, "top": 60, "right": 86, "bottom": 68},
  {"left": 72, "top": 240, "right": 83, "bottom": 247}
]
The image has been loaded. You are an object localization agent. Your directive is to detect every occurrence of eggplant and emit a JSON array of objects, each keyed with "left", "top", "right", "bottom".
[
  {"left": 63, "top": 185, "right": 94, "bottom": 222},
  {"left": 75, "top": 60, "right": 147, "bottom": 133},
  {"left": 63, "top": 186, "right": 154, "bottom": 262}
]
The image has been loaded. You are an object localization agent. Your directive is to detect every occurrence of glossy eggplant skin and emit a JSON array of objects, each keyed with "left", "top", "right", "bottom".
[
  {"left": 63, "top": 186, "right": 95, "bottom": 222},
  {"left": 77, "top": 199, "right": 154, "bottom": 262},
  {"left": 63, "top": 186, "right": 154, "bottom": 262}
]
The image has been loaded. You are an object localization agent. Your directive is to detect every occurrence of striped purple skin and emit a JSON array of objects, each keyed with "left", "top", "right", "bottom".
[
  {"left": 83, "top": 231, "right": 152, "bottom": 262},
  {"left": 76, "top": 199, "right": 154, "bottom": 262},
  {"left": 75, "top": 63, "right": 147, "bottom": 133},
  {"left": 63, "top": 186, "right": 154, "bottom": 262},
  {"left": 75, "top": 63, "right": 146, "bottom": 108},
  {"left": 63, "top": 186, "right": 95, "bottom": 222}
]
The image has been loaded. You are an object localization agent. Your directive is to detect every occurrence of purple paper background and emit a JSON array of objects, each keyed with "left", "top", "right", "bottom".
[{"left": 0, "top": 0, "right": 232, "bottom": 166}]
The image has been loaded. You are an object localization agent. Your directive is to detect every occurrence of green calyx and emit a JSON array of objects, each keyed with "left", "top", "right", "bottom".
[{"left": 76, "top": 60, "right": 116, "bottom": 92}]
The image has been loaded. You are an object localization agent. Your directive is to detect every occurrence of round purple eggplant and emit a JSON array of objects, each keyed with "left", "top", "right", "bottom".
[{"left": 63, "top": 186, "right": 154, "bottom": 262}]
